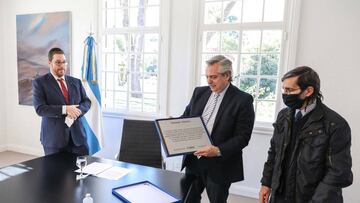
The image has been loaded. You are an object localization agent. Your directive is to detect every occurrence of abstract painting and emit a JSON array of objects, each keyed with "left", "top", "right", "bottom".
[{"left": 16, "top": 11, "right": 71, "bottom": 105}]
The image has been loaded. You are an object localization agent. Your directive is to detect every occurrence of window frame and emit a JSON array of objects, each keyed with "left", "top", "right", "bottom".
[
  {"left": 98, "top": 0, "right": 170, "bottom": 118},
  {"left": 195, "top": 0, "right": 301, "bottom": 130}
]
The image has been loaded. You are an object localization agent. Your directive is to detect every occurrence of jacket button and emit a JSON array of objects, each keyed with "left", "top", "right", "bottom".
[
  {"left": 309, "top": 132, "right": 313, "bottom": 135},
  {"left": 318, "top": 130, "right": 323, "bottom": 133},
  {"left": 331, "top": 122, "right": 335, "bottom": 126}
]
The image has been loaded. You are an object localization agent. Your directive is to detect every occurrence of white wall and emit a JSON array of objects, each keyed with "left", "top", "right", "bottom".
[
  {"left": 0, "top": 0, "right": 6, "bottom": 151},
  {"left": 295, "top": 0, "right": 360, "bottom": 202},
  {"left": 1, "top": 0, "right": 98, "bottom": 155}
]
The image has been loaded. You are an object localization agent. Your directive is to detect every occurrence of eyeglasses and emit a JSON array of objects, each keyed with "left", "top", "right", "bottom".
[
  {"left": 282, "top": 88, "right": 301, "bottom": 95},
  {"left": 53, "top": 61, "right": 68, "bottom": 66}
]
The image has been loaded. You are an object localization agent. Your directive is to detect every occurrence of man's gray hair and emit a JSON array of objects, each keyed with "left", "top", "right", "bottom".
[{"left": 206, "top": 55, "right": 233, "bottom": 82}]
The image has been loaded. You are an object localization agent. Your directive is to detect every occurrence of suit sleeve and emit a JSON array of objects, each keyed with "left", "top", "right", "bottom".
[
  {"left": 76, "top": 80, "right": 91, "bottom": 117},
  {"left": 217, "top": 95, "right": 255, "bottom": 160},
  {"left": 32, "top": 78, "right": 63, "bottom": 118},
  {"left": 311, "top": 121, "right": 353, "bottom": 202},
  {"left": 182, "top": 87, "right": 198, "bottom": 117}
]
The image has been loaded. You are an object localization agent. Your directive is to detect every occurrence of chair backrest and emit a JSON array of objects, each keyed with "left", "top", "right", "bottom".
[{"left": 118, "top": 119, "right": 162, "bottom": 168}]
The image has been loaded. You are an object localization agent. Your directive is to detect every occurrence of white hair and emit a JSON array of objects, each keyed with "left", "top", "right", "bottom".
[{"left": 206, "top": 55, "right": 233, "bottom": 82}]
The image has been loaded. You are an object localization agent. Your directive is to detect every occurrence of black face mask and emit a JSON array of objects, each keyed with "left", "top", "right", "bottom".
[{"left": 282, "top": 93, "right": 305, "bottom": 109}]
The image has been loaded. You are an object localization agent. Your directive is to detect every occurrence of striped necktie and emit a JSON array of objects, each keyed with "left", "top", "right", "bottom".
[{"left": 202, "top": 93, "right": 220, "bottom": 124}]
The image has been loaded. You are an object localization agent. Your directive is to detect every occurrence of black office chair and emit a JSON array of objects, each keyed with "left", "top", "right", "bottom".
[{"left": 117, "top": 119, "right": 163, "bottom": 169}]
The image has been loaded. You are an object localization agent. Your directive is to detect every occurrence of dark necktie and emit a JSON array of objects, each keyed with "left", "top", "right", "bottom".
[
  {"left": 295, "top": 111, "right": 303, "bottom": 122},
  {"left": 57, "top": 78, "right": 69, "bottom": 104}
]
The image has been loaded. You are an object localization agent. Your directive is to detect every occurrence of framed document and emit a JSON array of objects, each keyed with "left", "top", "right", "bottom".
[
  {"left": 112, "top": 181, "right": 181, "bottom": 203},
  {"left": 155, "top": 116, "right": 212, "bottom": 157}
]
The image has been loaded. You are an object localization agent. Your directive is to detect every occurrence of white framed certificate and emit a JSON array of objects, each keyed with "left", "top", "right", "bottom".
[{"left": 155, "top": 116, "right": 212, "bottom": 157}]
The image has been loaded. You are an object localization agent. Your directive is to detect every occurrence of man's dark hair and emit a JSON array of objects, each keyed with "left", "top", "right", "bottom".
[
  {"left": 282, "top": 66, "right": 323, "bottom": 102},
  {"left": 48, "top": 47, "right": 65, "bottom": 61}
]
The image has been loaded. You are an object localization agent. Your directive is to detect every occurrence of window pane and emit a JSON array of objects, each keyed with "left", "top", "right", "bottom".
[
  {"left": 114, "top": 91, "right": 127, "bottom": 110},
  {"left": 129, "top": 71, "right": 142, "bottom": 92},
  {"left": 241, "top": 30, "right": 261, "bottom": 53},
  {"left": 114, "top": 34, "right": 128, "bottom": 52},
  {"left": 114, "top": 65, "right": 128, "bottom": 91},
  {"left": 130, "top": 34, "right": 144, "bottom": 53},
  {"left": 264, "top": 0, "right": 285, "bottom": 22},
  {"left": 144, "top": 93, "right": 157, "bottom": 112},
  {"left": 144, "top": 54, "right": 158, "bottom": 73},
  {"left": 105, "top": 0, "right": 115, "bottom": 8},
  {"left": 261, "top": 30, "right": 282, "bottom": 53},
  {"left": 239, "top": 77, "right": 257, "bottom": 98},
  {"left": 221, "top": 31, "right": 239, "bottom": 53},
  {"left": 145, "top": 6, "right": 160, "bottom": 26},
  {"left": 259, "top": 78, "right": 277, "bottom": 100},
  {"left": 240, "top": 54, "right": 259, "bottom": 75},
  {"left": 106, "top": 72, "right": 114, "bottom": 90},
  {"left": 144, "top": 34, "right": 159, "bottom": 53},
  {"left": 143, "top": 73, "right": 157, "bottom": 93},
  {"left": 105, "top": 91, "right": 114, "bottom": 108},
  {"left": 106, "top": 9, "right": 115, "bottom": 28},
  {"left": 129, "top": 92, "right": 143, "bottom": 112},
  {"left": 256, "top": 101, "right": 275, "bottom": 122},
  {"left": 204, "top": 2, "right": 222, "bottom": 24},
  {"left": 260, "top": 54, "right": 279, "bottom": 76},
  {"left": 103, "top": 35, "right": 115, "bottom": 52},
  {"left": 223, "top": 1, "right": 242, "bottom": 24},
  {"left": 115, "top": 0, "right": 127, "bottom": 8},
  {"left": 203, "top": 31, "right": 220, "bottom": 52},
  {"left": 115, "top": 52, "right": 126, "bottom": 67},
  {"left": 148, "top": 0, "right": 160, "bottom": 6},
  {"left": 223, "top": 54, "right": 238, "bottom": 76},
  {"left": 201, "top": 54, "right": 217, "bottom": 74},
  {"left": 130, "top": 0, "right": 140, "bottom": 7},
  {"left": 105, "top": 54, "right": 115, "bottom": 71},
  {"left": 115, "top": 9, "right": 126, "bottom": 28},
  {"left": 129, "top": 8, "right": 140, "bottom": 27},
  {"left": 201, "top": 75, "right": 207, "bottom": 86},
  {"left": 242, "top": 0, "right": 263, "bottom": 22}
]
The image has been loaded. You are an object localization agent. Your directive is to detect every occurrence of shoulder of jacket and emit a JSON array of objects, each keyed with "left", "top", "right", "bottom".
[{"left": 320, "top": 103, "right": 349, "bottom": 130}]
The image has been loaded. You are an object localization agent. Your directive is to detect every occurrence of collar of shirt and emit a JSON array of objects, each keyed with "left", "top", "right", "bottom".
[
  {"left": 212, "top": 83, "right": 230, "bottom": 98},
  {"left": 296, "top": 100, "right": 317, "bottom": 118},
  {"left": 50, "top": 71, "right": 66, "bottom": 81}
]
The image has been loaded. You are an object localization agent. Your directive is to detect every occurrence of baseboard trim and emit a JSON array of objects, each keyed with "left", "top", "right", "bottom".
[
  {"left": 229, "top": 184, "right": 259, "bottom": 199},
  {"left": 6, "top": 144, "right": 43, "bottom": 157},
  {"left": 0, "top": 145, "right": 6, "bottom": 152}
]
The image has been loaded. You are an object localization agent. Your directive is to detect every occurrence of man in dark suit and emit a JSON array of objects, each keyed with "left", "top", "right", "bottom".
[
  {"left": 32, "top": 47, "right": 91, "bottom": 156},
  {"left": 181, "top": 55, "right": 255, "bottom": 203}
]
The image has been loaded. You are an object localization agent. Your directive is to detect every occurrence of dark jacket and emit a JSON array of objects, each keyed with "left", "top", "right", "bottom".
[
  {"left": 32, "top": 73, "right": 91, "bottom": 148},
  {"left": 181, "top": 84, "right": 255, "bottom": 184},
  {"left": 261, "top": 101, "right": 353, "bottom": 203}
]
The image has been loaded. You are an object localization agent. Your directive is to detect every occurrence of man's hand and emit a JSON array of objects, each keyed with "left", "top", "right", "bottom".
[
  {"left": 259, "top": 186, "right": 271, "bottom": 203},
  {"left": 193, "top": 145, "right": 220, "bottom": 157},
  {"left": 66, "top": 105, "right": 81, "bottom": 119}
]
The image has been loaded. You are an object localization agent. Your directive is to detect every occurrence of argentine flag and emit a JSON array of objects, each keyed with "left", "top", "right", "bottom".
[{"left": 81, "top": 35, "right": 103, "bottom": 155}]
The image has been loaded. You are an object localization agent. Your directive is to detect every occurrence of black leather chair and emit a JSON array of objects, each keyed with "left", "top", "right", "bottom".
[{"left": 117, "top": 119, "right": 163, "bottom": 169}]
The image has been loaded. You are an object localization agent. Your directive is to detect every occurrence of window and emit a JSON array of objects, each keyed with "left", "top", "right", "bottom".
[
  {"left": 198, "top": 0, "right": 286, "bottom": 123},
  {"left": 100, "top": 0, "right": 162, "bottom": 115}
]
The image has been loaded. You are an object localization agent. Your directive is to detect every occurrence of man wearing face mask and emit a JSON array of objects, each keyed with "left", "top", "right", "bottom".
[{"left": 259, "top": 66, "right": 352, "bottom": 203}]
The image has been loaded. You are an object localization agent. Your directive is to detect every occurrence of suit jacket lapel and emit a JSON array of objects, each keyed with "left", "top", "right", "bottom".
[
  {"left": 212, "top": 84, "right": 234, "bottom": 133},
  {"left": 196, "top": 88, "right": 212, "bottom": 116},
  {"left": 46, "top": 73, "right": 66, "bottom": 103},
  {"left": 65, "top": 76, "right": 75, "bottom": 105}
]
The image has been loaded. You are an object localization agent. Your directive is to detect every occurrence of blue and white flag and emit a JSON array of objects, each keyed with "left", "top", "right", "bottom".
[{"left": 81, "top": 35, "right": 103, "bottom": 155}]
